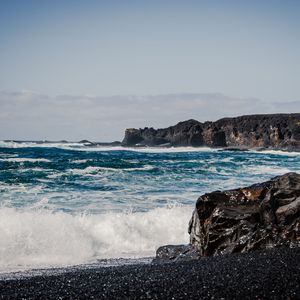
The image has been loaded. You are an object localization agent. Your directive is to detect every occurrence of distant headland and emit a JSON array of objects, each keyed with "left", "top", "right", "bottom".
[{"left": 121, "top": 113, "right": 300, "bottom": 151}]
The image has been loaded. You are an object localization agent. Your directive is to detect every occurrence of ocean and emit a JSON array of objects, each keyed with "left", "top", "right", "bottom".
[{"left": 0, "top": 141, "right": 299, "bottom": 273}]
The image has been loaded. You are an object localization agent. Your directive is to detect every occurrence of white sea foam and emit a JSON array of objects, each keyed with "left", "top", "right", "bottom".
[
  {"left": 124, "top": 165, "right": 154, "bottom": 171},
  {"left": 0, "top": 158, "right": 51, "bottom": 163},
  {"left": 0, "top": 141, "right": 219, "bottom": 153},
  {"left": 0, "top": 141, "right": 35, "bottom": 148},
  {"left": 68, "top": 165, "right": 155, "bottom": 175},
  {"left": 1, "top": 140, "right": 299, "bottom": 156},
  {"left": 68, "top": 166, "right": 111, "bottom": 175},
  {"left": 72, "top": 159, "right": 90, "bottom": 164},
  {"left": 0, "top": 153, "right": 19, "bottom": 158},
  {"left": 76, "top": 146, "right": 219, "bottom": 153},
  {"left": 0, "top": 206, "right": 192, "bottom": 273},
  {"left": 245, "top": 165, "right": 293, "bottom": 176},
  {"left": 0, "top": 183, "right": 44, "bottom": 195},
  {"left": 0, "top": 141, "right": 85, "bottom": 150},
  {"left": 250, "top": 149, "right": 300, "bottom": 157}
]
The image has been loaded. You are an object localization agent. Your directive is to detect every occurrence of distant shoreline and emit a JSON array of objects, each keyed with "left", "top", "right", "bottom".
[{"left": 1, "top": 140, "right": 300, "bottom": 154}]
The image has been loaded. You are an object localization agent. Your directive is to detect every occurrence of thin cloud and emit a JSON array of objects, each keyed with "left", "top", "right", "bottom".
[{"left": 0, "top": 91, "right": 298, "bottom": 141}]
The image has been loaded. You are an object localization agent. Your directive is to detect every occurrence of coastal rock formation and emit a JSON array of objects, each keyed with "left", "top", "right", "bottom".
[
  {"left": 155, "top": 173, "right": 300, "bottom": 262},
  {"left": 122, "top": 114, "right": 300, "bottom": 151}
]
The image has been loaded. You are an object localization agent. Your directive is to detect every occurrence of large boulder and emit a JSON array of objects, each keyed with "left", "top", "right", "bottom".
[
  {"left": 189, "top": 172, "right": 300, "bottom": 256},
  {"left": 155, "top": 173, "right": 300, "bottom": 262}
]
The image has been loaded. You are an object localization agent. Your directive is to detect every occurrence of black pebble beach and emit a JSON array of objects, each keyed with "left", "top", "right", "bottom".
[{"left": 0, "top": 247, "right": 299, "bottom": 299}]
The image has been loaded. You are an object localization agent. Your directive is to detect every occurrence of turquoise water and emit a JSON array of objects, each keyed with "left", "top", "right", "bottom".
[{"left": 0, "top": 141, "right": 299, "bottom": 272}]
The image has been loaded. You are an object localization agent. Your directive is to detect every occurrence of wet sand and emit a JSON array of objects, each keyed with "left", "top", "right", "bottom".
[{"left": 0, "top": 247, "right": 299, "bottom": 299}]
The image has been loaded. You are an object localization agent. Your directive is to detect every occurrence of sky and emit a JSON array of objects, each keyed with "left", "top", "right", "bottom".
[{"left": 0, "top": 0, "right": 299, "bottom": 141}]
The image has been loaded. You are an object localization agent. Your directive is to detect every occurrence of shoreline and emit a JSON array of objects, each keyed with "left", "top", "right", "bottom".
[
  {"left": 0, "top": 257, "right": 153, "bottom": 280},
  {"left": 0, "top": 247, "right": 299, "bottom": 299},
  {"left": 1, "top": 140, "right": 300, "bottom": 155}
]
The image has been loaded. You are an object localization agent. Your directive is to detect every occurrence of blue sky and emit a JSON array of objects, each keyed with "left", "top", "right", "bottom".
[{"left": 0, "top": 1, "right": 299, "bottom": 140}]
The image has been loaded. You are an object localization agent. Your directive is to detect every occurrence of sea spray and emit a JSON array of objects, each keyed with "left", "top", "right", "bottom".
[{"left": 0, "top": 206, "right": 191, "bottom": 272}]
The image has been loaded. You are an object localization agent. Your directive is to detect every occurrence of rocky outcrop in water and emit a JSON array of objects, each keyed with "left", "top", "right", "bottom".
[
  {"left": 155, "top": 173, "right": 300, "bottom": 262},
  {"left": 122, "top": 114, "right": 300, "bottom": 151}
]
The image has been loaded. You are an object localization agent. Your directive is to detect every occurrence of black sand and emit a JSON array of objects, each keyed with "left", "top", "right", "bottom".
[{"left": 0, "top": 247, "right": 299, "bottom": 299}]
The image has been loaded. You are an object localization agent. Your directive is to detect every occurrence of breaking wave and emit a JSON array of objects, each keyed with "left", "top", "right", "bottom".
[
  {"left": 0, "top": 158, "right": 51, "bottom": 163},
  {"left": 1, "top": 140, "right": 300, "bottom": 155},
  {"left": 0, "top": 206, "right": 191, "bottom": 273}
]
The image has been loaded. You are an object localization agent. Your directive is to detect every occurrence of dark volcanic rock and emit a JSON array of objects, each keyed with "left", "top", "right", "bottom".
[
  {"left": 122, "top": 119, "right": 203, "bottom": 147},
  {"left": 188, "top": 172, "right": 300, "bottom": 256},
  {"left": 77, "top": 140, "right": 122, "bottom": 147},
  {"left": 154, "top": 244, "right": 200, "bottom": 263},
  {"left": 94, "top": 141, "right": 122, "bottom": 146},
  {"left": 122, "top": 113, "right": 300, "bottom": 150},
  {"left": 156, "top": 173, "right": 300, "bottom": 262},
  {"left": 122, "top": 119, "right": 204, "bottom": 147}
]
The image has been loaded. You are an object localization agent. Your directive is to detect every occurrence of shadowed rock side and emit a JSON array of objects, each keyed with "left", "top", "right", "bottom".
[
  {"left": 122, "top": 114, "right": 300, "bottom": 150},
  {"left": 155, "top": 173, "right": 300, "bottom": 263}
]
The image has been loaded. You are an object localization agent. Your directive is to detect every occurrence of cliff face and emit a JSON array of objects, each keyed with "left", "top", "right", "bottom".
[{"left": 122, "top": 114, "right": 300, "bottom": 150}]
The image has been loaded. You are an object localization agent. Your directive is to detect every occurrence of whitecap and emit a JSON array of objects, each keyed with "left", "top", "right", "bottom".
[
  {"left": 250, "top": 149, "right": 300, "bottom": 157},
  {"left": 72, "top": 159, "right": 90, "bottom": 164},
  {"left": 123, "top": 165, "right": 155, "bottom": 171},
  {"left": 75, "top": 146, "right": 219, "bottom": 153},
  {"left": 68, "top": 166, "right": 118, "bottom": 175},
  {"left": 244, "top": 165, "right": 293, "bottom": 176},
  {"left": 68, "top": 165, "right": 155, "bottom": 175},
  {"left": 0, "top": 158, "right": 51, "bottom": 163}
]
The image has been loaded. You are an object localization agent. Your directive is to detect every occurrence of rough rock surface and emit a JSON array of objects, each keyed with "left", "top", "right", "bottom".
[
  {"left": 154, "top": 244, "right": 200, "bottom": 263},
  {"left": 188, "top": 172, "right": 300, "bottom": 257},
  {"left": 122, "top": 114, "right": 300, "bottom": 150},
  {"left": 156, "top": 173, "right": 300, "bottom": 262}
]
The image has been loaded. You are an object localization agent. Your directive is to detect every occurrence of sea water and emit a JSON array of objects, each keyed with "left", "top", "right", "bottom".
[{"left": 0, "top": 141, "right": 299, "bottom": 273}]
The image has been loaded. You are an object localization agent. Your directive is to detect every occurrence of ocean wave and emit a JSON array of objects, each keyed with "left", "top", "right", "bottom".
[
  {"left": 72, "top": 159, "right": 90, "bottom": 164},
  {"left": 0, "top": 183, "right": 44, "bottom": 194},
  {"left": 244, "top": 165, "right": 292, "bottom": 176},
  {"left": 250, "top": 149, "right": 300, "bottom": 157},
  {"left": 1, "top": 140, "right": 300, "bottom": 156},
  {"left": 76, "top": 146, "right": 220, "bottom": 153},
  {"left": 0, "top": 141, "right": 219, "bottom": 153},
  {"left": 68, "top": 166, "right": 117, "bottom": 175},
  {"left": 0, "top": 141, "right": 37, "bottom": 148},
  {"left": 0, "top": 206, "right": 192, "bottom": 273},
  {"left": 0, "top": 157, "right": 51, "bottom": 163},
  {"left": 124, "top": 165, "right": 154, "bottom": 171},
  {"left": 68, "top": 165, "right": 155, "bottom": 175},
  {"left": 0, "top": 141, "right": 84, "bottom": 149}
]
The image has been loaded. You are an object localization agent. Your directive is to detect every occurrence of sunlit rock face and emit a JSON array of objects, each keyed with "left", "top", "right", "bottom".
[
  {"left": 122, "top": 114, "right": 300, "bottom": 150},
  {"left": 188, "top": 172, "right": 300, "bottom": 256}
]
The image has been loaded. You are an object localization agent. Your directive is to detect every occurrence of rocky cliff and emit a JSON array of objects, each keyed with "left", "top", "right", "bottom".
[
  {"left": 155, "top": 173, "right": 300, "bottom": 262},
  {"left": 122, "top": 114, "right": 300, "bottom": 151}
]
